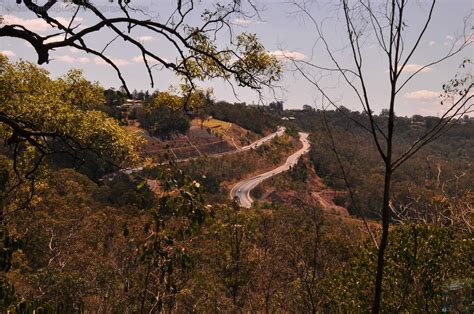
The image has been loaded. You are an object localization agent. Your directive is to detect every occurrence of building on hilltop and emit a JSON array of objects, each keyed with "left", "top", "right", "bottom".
[{"left": 119, "top": 99, "right": 144, "bottom": 110}]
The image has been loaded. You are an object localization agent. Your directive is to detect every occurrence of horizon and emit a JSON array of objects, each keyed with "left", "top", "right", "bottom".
[{"left": 1, "top": 0, "right": 472, "bottom": 116}]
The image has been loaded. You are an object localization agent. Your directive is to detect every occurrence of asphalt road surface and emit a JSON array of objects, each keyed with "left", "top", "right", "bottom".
[
  {"left": 119, "top": 126, "right": 287, "bottom": 175},
  {"left": 238, "top": 126, "right": 286, "bottom": 152},
  {"left": 229, "top": 132, "right": 311, "bottom": 208}
]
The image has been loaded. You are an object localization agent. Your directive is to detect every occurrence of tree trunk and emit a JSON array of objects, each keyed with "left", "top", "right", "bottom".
[{"left": 372, "top": 167, "right": 392, "bottom": 313}]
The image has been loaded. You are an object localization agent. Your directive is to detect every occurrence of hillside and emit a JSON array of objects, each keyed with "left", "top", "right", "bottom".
[
  {"left": 142, "top": 132, "right": 302, "bottom": 201},
  {"left": 2, "top": 1, "right": 472, "bottom": 312},
  {"left": 124, "top": 118, "right": 260, "bottom": 162},
  {"left": 251, "top": 156, "right": 350, "bottom": 216},
  {"left": 191, "top": 118, "right": 260, "bottom": 148},
  {"left": 284, "top": 110, "right": 474, "bottom": 220}
]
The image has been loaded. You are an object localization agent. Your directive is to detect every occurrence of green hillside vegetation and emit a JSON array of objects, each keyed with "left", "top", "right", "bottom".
[
  {"left": 0, "top": 56, "right": 140, "bottom": 181},
  {"left": 137, "top": 92, "right": 191, "bottom": 140}
]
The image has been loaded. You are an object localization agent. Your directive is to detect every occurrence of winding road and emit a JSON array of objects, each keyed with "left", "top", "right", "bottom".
[
  {"left": 230, "top": 132, "right": 310, "bottom": 208},
  {"left": 119, "top": 126, "right": 286, "bottom": 175},
  {"left": 238, "top": 126, "right": 286, "bottom": 151}
]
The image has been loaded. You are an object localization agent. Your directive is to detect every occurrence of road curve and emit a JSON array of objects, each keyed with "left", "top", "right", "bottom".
[
  {"left": 238, "top": 126, "right": 286, "bottom": 152},
  {"left": 118, "top": 126, "right": 286, "bottom": 175},
  {"left": 230, "top": 132, "right": 310, "bottom": 208}
]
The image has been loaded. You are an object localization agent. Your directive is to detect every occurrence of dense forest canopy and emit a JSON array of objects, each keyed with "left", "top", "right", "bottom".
[
  {"left": 204, "top": 101, "right": 280, "bottom": 134},
  {"left": 137, "top": 91, "right": 192, "bottom": 140},
  {"left": 0, "top": 56, "right": 140, "bottom": 180}
]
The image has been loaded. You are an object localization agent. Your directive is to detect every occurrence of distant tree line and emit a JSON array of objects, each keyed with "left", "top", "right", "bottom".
[
  {"left": 204, "top": 101, "right": 281, "bottom": 135},
  {"left": 288, "top": 108, "right": 474, "bottom": 221},
  {"left": 136, "top": 91, "right": 191, "bottom": 139}
]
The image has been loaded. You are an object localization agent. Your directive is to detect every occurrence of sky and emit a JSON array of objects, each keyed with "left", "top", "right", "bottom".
[{"left": 0, "top": 0, "right": 472, "bottom": 117}]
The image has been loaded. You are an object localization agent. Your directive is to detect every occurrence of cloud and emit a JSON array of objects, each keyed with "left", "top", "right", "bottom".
[
  {"left": 232, "top": 18, "right": 253, "bottom": 26},
  {"left": 268, "top": 50, "right": 306, "bottom": 61},
  {"left": 385, "top": 64, "right": 433, "bottom": 74},
  {"left": 112, "top": 59, "right": 131, "bottom": 66},
  {"left": 138, "top": 36, "right": 154, "bottom": 42},
  {"left": 3, "top": 15, "right": 50, "bottom": 32},
  {"left": 404, "top": 90, "right": 440, "bottom": 101},
  {"left": 77, "top": 57, "right": 91, "bottom": 64},
  {"left": 44, "top": 34, "right": 64, "bottom": 44},
  {"left": 55, "top": 55, "right": 90, "bottom": 64},
  {"left": 3, "top": 15, "right": 82, "bottom": 33},
  {"left": 94, "top": 57, "right": 130, "bottom": 66},
  {"left": 402, "top": 64, "right": 432, "bottom": 73},
  {"left": 443, "top": 35, "right": 455, "bottom": 46},
  {"left": 55, "top": 55, "right": 75, "bottom": 63},
  {"left": 428, "top": 40, "right": 436, "bottom": 46},
  {"left": 1, "top": 50, "right": 16, "bottom": 57},
  {"left": 133, "top": 55, "right": 170, "bottom": 64}
]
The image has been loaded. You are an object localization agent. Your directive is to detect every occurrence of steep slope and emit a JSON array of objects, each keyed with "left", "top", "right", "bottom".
[{"left": 251, "top": 156, "right": 350, "bottom": 216}]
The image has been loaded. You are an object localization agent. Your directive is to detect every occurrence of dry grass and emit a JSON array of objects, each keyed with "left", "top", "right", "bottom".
[
  {"left": 192, "top": 118, "right": 259, "bottom": 148},
  {"left": 192, "top": 118, "right": 232, "bottom": 133}
]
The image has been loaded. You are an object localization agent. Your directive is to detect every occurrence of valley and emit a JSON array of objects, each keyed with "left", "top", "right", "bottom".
[
  {"left": 230, "top": 132, "right": 310, "bottom": 208},
  {"left": 1, "top": 1, "right": 472, "bottom": 311}
]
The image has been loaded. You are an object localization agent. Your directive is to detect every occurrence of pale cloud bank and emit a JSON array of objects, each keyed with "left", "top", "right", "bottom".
[
  {"left": 44, "top": 34, "right": 64, "bottom": 44},
  {"left": 138, "top": 36, "right": 154, "bottom": 42},
  {"left": 132, "top": 56, "right": 143, "bottom": 63},
  {"left": 232, "top": 17, "right": 266, "bottom": 26},
  {"left": 133, "top": 55, "right": 170, "bottom": 64},
  {"left": 3, "top": 15, "right": 50, "bottom": 32},
  {"left": 268, "top": 50, "right": 306, "bottom": 61},
  {"left": 404, "top": 90, "right": 440, "bottom": 101},
  {"left": 54, "top": 55, "right": 137, "bottom": 66},
  {"left": 444, "top": 35, "right": 455, "bottom": 46},
  {"left": 402, "top": 64, "right": 432, "bottom": 73},
  {"left": 385, "top": 64, "right": 432, "bottom": 74},
  {"left": 94, "top": 57, "right": 130, "bottom": 66},
  {"left": 3, "top": 15, "right": 83, "bottom": 32},
  {"left": 232, "top": 18, "right": 254, "bottom": 26},
  {"left": 77, "top": 57, "right": 90, "bottom": 64},
  {"left": 55, "top": 55, "right": 90, "bottom": 64}
]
